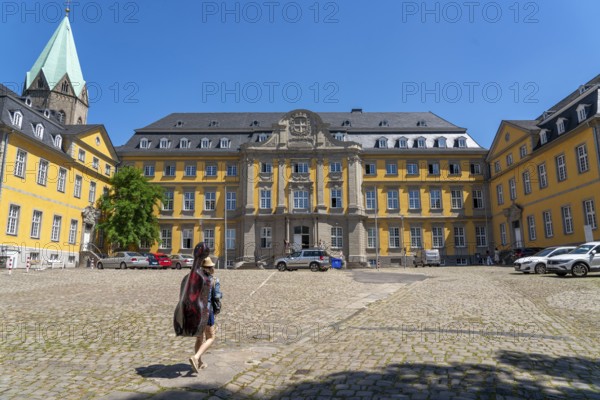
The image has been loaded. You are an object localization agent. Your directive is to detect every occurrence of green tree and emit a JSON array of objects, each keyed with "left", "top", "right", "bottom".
[{"left": 97, "top": 166, "right": 164, "bottom": 252}]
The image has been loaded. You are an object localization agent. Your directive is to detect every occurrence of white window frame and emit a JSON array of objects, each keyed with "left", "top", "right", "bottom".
[
  {"left": 163, "top": 191, "right": 174, "bottom": 211},
  {"left": 557, "top": 118, "right": 566, "bottom": 135},
  {"left": 453, "top": 226, "right": 466, "bottom": 248},
  {"left": 74, "top": 175, "right": 82, "bottom": 198},
  {"left": 14, "top": 149, "right": 27, "bottom": 178},
  {"left": 407, "top": 162, "right": 419, "bottom": 175},
  {"left": 331, "top": 227, "right": 343, "bottom": 248},
  {"left": 220, "top": 138, "right": 231, "bottom": 148},
  {"left": 410, "top": 226, "right": 422, "bottom": 249},
  {"left": 430, "top": 188, "right": 442, "bottom": 210},
  {"left": 261, "top": 162, "right": 273, "bottom": 174},
  {"left": 201, "top": 138, "right": 211, "bottom": 148},
  {"left": 538, "top": 163, "right": 548, "bottom": 189},
  {"left": 475, "top": 226, "right": 487, "bottom": 247},
  {"left": 385, "top": 162, "right": 397, "bottom": 175},
  {"left": 182, "top": 228, "right": 193, "bottom": 249},
  {"left": 78, "top": 149, "right": 86, "bottom": 162},
  {"left": 506, "top": 153, "right": 513, "bottom": 167},
  {"left": 12, "top": 111, "right": 23, "bottom": 128},
  {"left": 519, "top": 145, "right": 527, "bottom": 159},
  {"left": 261, "top": 227, "right": 272, "bottom": 248},
  {"left": 51, "top": 215, "right": 62, "bottom": 242},
  {"left": 144, "top": 165, "right": 155, "bottom": 177},
  {"left": 556, "top": 154, "right": 567, "bottom": 182},
  {"left": 408, "top": 189, "right": 421, "bottom": 210},
  {"left": 6, "top": 204, "right": 20, "bottom": 236},
  {"left": 389, "top": 227, "right": 400, "bottom": 248},
  {"left": 260, "top": 189, "right": 271, "bottom": 209},
  {"left": 184, "top": 164, "right": 197, "bottom": 177},
  {"left": 432, "top": 226, "right": 444, "bottom": 248},
  {"left": 562, "top": 206, "right": 574, "bottom": 235},
  {"left": 449, "top": 162, "right": 461, "bottom": 175},
  {"left": 576, "top": 144, "right": 589, "bottom": 173},
  {"left": 367, "top": 227, "right": 377, "bottom": 249},
  {"left": 496, "top": 184, "right": 504, "bottom": 206},
  {"left": 366, "top": 190, "right": 376, "bottom": 210},
  {"left": 204, "top": 192, "right": 216, "bottom": 211},
  {"left": 164, "top": 164, "right": 176, "bottom": 177},
  {"left": 331, "top": 188, "right": 343, "bottom": 209},
  {"left": 183, "top": 191, "right": 195, "bottom": 211},
  {"left": 226, "top": 191, "right": 236, "bottom": 211},
  {"left": 509, "top": 178, "right": 517, "bottom": 200},
  {"left": 226, "top": 228, "right": 236, "bottom": 250},
  {"left": 88, "top": 181, "right": 97, "bottom": 204},
  {"left": 584, "top": 199, "right": 597, "bottom": 229},
  {"left": 450, "top": 189, "right": 463, "bottom": 209},
  {"left": 387, "top": 190, "right": 399, "bottom": 210},
  {"left": 30, "top": 210, "right": 42, "bottom": 239},
  {"left": 543, "top": 211, "right": 554, "bottom": 238},
  {"left": 159, "top": 138, "right": 170, "bottom": 149},
  {"left": 37, "top": 159, "right": 49, "bottom": 186},
  {"left": 293, "top": 190, "right": 309, "bottom": 210},
  {"left": 160, "top": 227, "right": 172, "bottom": 249},
  {"left": 523, "top": 171, "right": 532, "bottom": 195},
  {"left": 226, "top": 164, "right": 238, "bottom": 176},
  {"left": 472, "top": 189, "right": 484, "bottom": 209},
  {"left": 330, "top": 161, "right": 342, "bottom": 173},
  {"left": 68, "top": 219, "right": 78, "bottom": 244},
  {"left": 500, "top": 223, "right": 507, "bottom": 246}
]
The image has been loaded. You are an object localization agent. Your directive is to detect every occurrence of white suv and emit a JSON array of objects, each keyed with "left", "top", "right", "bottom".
[
  {"left": 546, "top": 242, "right": 600, "bottom": 277},
  {"left": 513, "top": 246, "right": 576, "bottom": 274}
]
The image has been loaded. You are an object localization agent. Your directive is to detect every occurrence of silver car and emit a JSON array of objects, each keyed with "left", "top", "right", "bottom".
[
  {"left": 275, "top": 248, "right": 330, "bottom": 272},
  {"left": 547, "top": 242, "right": 600, "bottom": 277},
  {"left": 169, "top": 254, "right": 194, "bottom": 269},
  {"left": 513, "top": 246, "right": 576, "bottom": 274},
  {"left": 96, "top": 252, "right": 149, "bottom": 269}
]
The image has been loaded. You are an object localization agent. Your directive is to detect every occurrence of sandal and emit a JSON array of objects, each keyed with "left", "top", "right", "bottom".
[{"left": 189, "top": 356, "right": 199, "bottom": 373}]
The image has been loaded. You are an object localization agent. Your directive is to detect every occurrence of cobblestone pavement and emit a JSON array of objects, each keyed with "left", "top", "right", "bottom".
[{"left": 1, "top": 266, "right": 600, "bottom": 399}]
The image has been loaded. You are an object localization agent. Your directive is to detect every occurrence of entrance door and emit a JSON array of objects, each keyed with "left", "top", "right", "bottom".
[
  {"left": 293, "top": 226, "right": 310, "bottom": 249},
  {"left": 513, "top": 221, "right": 523, "bottom": 248},
  {"left": 82, "top": 224, "right": 92, "bottom": 250}
]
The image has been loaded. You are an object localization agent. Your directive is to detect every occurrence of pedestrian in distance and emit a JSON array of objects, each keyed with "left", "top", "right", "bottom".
[
  {"left": 486, "top": 250, "right": 493, "bottom": 266},
  {"left": 494, "top": 247, "right": 500, "bottom": 265}
]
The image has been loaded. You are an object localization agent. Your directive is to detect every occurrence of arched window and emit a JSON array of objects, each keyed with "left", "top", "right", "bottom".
[
  {"left": 201, "top": 138, "right": 211, "bottom": 149},
  {"left": 377, "top": 138, "right": 388, "bottom": 149},
  {"left": 258, "top": 133, "right": 268, "bottom": 142},
  {"left": 61, "top": 81, "right": 70, "bottom": 93},
  {"left": 11, "top": 111, "right": 23, "bottom": 129},
  {"left": 34, "top": 124, "right": 44, "bottom": 139},
  {"left": 159, "top": 138, "right": 170, "bottom": 149},
  {"left": 54, "top": 135, "right": 63, "bottom": 149},
  {"left": 417, "top": 137, "right": 426, "bottom": 149},
  {"left": 77, "top": 117, "right": 83, "bottom": 125},
  {"left": 140, "top": 138, "right": 149, "bottom": 149},
  {"left": 180, "top": 138, "right": 190, "bottom": 148},
  {"left": 57, "top": 110, "right": 65, "bottom": 124},
  {"left": 437, "top": 137, "right": 447, "bottom": 148},
  {"left": 220, "top": 138, "right": 231, "bottom": 149}
]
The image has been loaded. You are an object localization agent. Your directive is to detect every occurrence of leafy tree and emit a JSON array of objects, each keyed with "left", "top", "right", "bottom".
[{"left": 97, "top": 166, "right": 164, "bottom": 252}]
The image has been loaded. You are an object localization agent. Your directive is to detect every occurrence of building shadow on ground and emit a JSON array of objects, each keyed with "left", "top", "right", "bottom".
[{"left": 128, "top": 350, "right": 599, "bottom": 399}]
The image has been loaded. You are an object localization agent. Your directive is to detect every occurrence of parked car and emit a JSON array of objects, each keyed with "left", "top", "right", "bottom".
[
  {"left": 152, "top": 253, "right": 172, "bottom": 269},
  {"left": 413, "top": 249, "right": 441, "bottom": 267},
  {"left": 546, "top": 242, "right": 600, "bottom": 277},
  {"left": 513, "top": 246, "right": 576, "bottom": 274},
  {"left": 510, "top": 247, "right": 544, "bottom": 263},
  {"left": 275, "top": 248, "right": 330, "bottom": 272},
  {"left": 141, "top": 253, "right": 160, "bottom": 269},
  {"left": 169, "top": 254, "right": 194, "bottom": 269},
  {"left": 96, "top": 252, "right": 149, "bottom": 269}
]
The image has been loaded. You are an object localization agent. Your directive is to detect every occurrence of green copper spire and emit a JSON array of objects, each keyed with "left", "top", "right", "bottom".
[{"left": 26, "top": 16, "right": 86, "bottom": 97}]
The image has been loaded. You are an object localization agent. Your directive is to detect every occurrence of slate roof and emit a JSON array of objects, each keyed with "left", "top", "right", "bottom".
[
  {"left": 504, "top": 120, "right": 540, "bottom": 132},
  {"left": 536, "top": 74, "right": 600, "bottom": 121}
]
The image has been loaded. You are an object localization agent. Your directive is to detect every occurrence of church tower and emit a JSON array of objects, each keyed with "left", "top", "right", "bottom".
[{"left": 23, "top": 8, "right": 88, "bottom": 125}]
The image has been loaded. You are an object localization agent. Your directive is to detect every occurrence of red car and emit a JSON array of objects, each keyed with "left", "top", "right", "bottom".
[{"left": 152, "top": 253, "right": 172, "bottom": 269}]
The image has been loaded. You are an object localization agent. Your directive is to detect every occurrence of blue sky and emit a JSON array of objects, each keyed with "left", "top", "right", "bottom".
[{"left": 2, "top": 1, "right": 599, "bottom": 147}]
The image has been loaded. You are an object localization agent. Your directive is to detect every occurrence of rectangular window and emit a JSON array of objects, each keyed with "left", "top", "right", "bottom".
[
  {"left": 406, "top": 162, "right": 418, "bottom": 175},
  {"left": 164, "top": 164, "right": 176, "bottom": 176},
  {"left": 432, "top": 226, "right": 444, "bottom": 248},
  {"left": 92, "top": 157, "right": 99, "bottom": 170},
  {"left": 386, "top": 162, "right": 397, "bottom": 175},
  {"left": 470, "top": 163, "right": 481, "bottom": 175},
  {"left": 51, "top": 215, "right": 62, "bottom": 242},
  {"left": 454, "top": 226, "right": 466, "bottom": 248},
  {"left": 576, "top": 144, "right": 589, "bottom": 173},
  {"left": 184, "top": 191, "right": 195, "bottom": 211},
  {"left": 226, "top": 191, "right": 236, "bottom": 211},
  {"left": 387, "top": 190, "right": 399, "bottom": 210},
  {"left": 88, "top": 181, "right": 97, "bottom": 204},
  {"left": 410, "top": 226, "right": 422, "bottom": 248},
  {"left": 523, "top": 171, "right": 532, "bottom": 195},
  {"left": 506, "top": 153, "right": 513, "bottom": 166},
  {"left": 367, "top": 227, "right": 377, "bottom": 249},
  {"left": 472, "top": 189, "right": 484, "bottom": 209},
  {"left": 527, "top": 215, "right": 537, "bottom": 241},
  {"left": 449, "top": 162, "right": 461, "bottom": 175},
  {"left": 538, "top": 163, "right": 548, "bottom": 189},
  {"left": 226, "top": 164, "right": 238, "bottom": 177},
  {"left": 226, "top": 228, "right": 236, "bottom": 250},
  {"left": 68, "top": 220, "right": 78, "bottom": 244},
  {"left": 78, "top": 149, "right": 85, "bottom": 162},
  {"left": 294, "top": 191, "right": 309, "bottom": 209},
  {"left": 14, "top": 150, "right": 26, "bottom": 178},
  {"left": 519, "top": 145, "right": 527, "bottom": 159},
  {"left": 366, "top": 190, "right": 376, "bottom": 210},
  {"left": 500, "top": 223, "right": 507, "bottom": 246},
  {"left": 184, "top": 164, "right": 197, "bottom": 176},
  {"left": 408, "top": 189, "right": 421, "bottom": 210},
  {"left": 450, "top": 189, "right": 463, "bottom": 209},
  {"left": 509, "top": 178, "right": 517, "bottom": 200},
  {"left": 74, "top": 175, "right": 82, "bottom": 198},
  {"left": 144, "top": 165, "right": 155, "bottom": 177},
  {"left": 365, "top": 163, "right": 376, "bottom": 175},
  {"left": 260, "top": 189, "right": 271, "bottom": 209},
  {"left": 105, "top": 164, "right": 111, "bottom": 176},
  {"left": 543, "top": 211, "right": 554, "bottom": 238},
  {"left": 30, "top": 210, "right": 42, "bottom": 239},
  {"left": 494, "top": 161, "right": 501, "bottom": 173},
  {"left": 163, "top": 191, "right": 174, "bottom": 211},
  {"left": 475, "top": 226, "right": 487, "bottom": 247},
  {"left": 261, "top": 162, "right": 272, "bottom": 174},
  {"left": 389, "top": 227, "right": 400, "bottom": 248},
  {"left": 182, "top": 229, "right": 193, "bottom": 249},
  {"left": 330, "top": 161, "right": 342, "bottom": 173},
  {"left": 496, "top": 184, "right": 504, "bottom": 206},
  {"left": 37, "top": 160, "right": 49, "bottom": 186},
  {"left": 556, "top": 154, "right": 567, "bottom": 182},
  {"left": 6, "top": 205, "right": 20, "bottom": 235},
  {"left": 293, "top": 162, "right": 309, "bottom": 174},
  {"left": 57, "top": 168, "right": 67, "bottom": 193},
  {"left": 261, "top": 227, "right": 272, "bottom": 248},
  {"left": 428, "top": 162, "right": 440, "bottom": 175},
  {"left": 331, "top": 227, "right": 343, "bottom": 248},
  {"left": 204, "top": 229, "right": 215, "bottom": 249},
  {"left": 430, "top": 189, "right": 442, "bottom": 210},
  {"left": 331, "top": 189, "right": 342, "bottom": 208},
  {"left": 160, "top": 228, "right": 172, "bottom": 249},
  {"left": 204, "top": 192, "right": 216, "bottom": 211},
  {"left": 584, "top": 199, "right": 597, "bottom": 229},
  {"left": 562, "top": 206, "right": 574, "bottom": 235}
]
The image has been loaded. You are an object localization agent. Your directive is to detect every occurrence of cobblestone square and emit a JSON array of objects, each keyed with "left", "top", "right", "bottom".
[{"left": 1, "top": 266, "right": 599, "bottom": 399}]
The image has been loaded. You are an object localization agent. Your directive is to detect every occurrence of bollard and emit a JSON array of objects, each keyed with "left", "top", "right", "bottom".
[
  {"left": 26, "top": 256, "right": 30, "bottom": 273},
  {"left": 91, "top": 258, "right": 95, "bottom": 269},
  {"left": 8, "top": 257, "right": 12, "bottom": 275}
]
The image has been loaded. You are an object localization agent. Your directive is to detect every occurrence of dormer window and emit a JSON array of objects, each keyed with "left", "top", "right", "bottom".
[
  {"left": 43, "top": 109, "right": 51, "bottom": 118},
  {"left": 557, "top": 118, "right": 567, "bottom": 135},
  {"left": 258, "top": 133, "right": 268, "bottom": 142},
  {"left": 220, "top": 138, "right": 231, "bottom": 148},
  {"left": 377, "top": 138, "right": 388, "bottom": 149},
  {"left": 159, "top": 138, "right": 171, "bottom": 149},
  {"left": 251, "top": 120, "right": 260, "bottom": 127},
  {"left": 341, "top": 120, "right": 351, "bottom": 127},
  {"left": 417, "top": 120, "right": 427, "bottom": 127},
  {"left": 379, "top": 120, "right": 389, "bottom": 127},
  {"left": 57, "top": 110, "right": 65, "bottom": 123},
  {"left": 201, "top": 138, "right": 211, "bottom": 149},
  {"left": 398, "top": 137, "right": 408, "bottom": 149},
  {"left": 456, "top": 137, "right": 467, "bottom": 148},
  {"left": 25, "top": 97, "right": 32, "bottom": 107},
  {"left": 140, "top": 138, "right": 150, "bottom": 149},
  {"left": 577, "top": 104, "right": 590, "bottom": 123},
  {"left": 180, "top": 138, "right": 191, "bottom": 149},
  {"left": 416, "top": 137, "right": 426, "bottom": 149},
  {"left": 209, "top": 120, "right": 220, "bottom": 127},
  {"left": 77, "top": 117, "right": 83, "bottom": 125},
  {"left": 175, "top": 120, "right": 184, "bottom": 128},
  {"left": 11, "top": 111, "right": 23, "bottom": 129},
  {"left": 540, "top": 129, "right": 548, "bottom": 145},
  {"left": 34, "top": 123, "right": 44, "bottom": 139},
  {"left": 54, "top": 135, "right": 62, "bottom": 149},
  {"left": 333, "top": 132, "right": 345, "bottom": 141},
  {"left": 437, "top": 137, "right": 447, "bottom": 148}
]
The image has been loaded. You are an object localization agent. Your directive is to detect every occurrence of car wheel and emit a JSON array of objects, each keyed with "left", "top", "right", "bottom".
[
  {"left": 555, "top": 272, "right": 567, "bottom": 277},
  {"left": 120, "top": 262, "right": 127, "bottom": 270},
  {"left": 310, "top": 262, "right": 319, "bottom": 272},
  {"left": 97, "top": 262, "right": 104, "bottom": 270},
  {"left": 176, "top": 263, "right": 182, "bottom": 270},
  {"left": 534, "top": 263, "right": 546, "bottom": 274},
  {"left": 277, "top": 262, "right": 287, "bottom": 272},
  {"left": 571, "top": 263, "right": 588, "bottom": 277}
]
